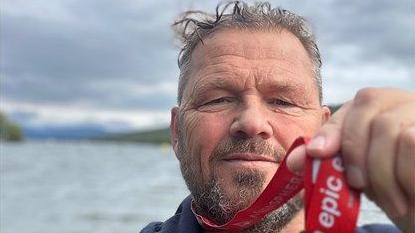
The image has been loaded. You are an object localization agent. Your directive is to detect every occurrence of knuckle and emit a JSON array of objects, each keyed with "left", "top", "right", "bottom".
[
  {"left": 341, "top": 124, "right": 356, "bottom": 146},
  {"left": 371, "top": 113, "right": 396, "bottom": 134},
  {"left": 341, "top": 137, "right": 356, "bottom": 155},
  {"left": 354, "top": 88, "right": 379, "bottom": 107},
  {"left": 340, "top": 132, "right": 362, "bottom": 162}
]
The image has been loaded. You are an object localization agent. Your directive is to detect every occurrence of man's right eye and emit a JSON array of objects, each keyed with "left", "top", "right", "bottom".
[
  {"left": 196, "top": 97, "right": 237, "bottom": 111},
  {"left": 204, "top": 97, "right": 235, "bottom": 105}
]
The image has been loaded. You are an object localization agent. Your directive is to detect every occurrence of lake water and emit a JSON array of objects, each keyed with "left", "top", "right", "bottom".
[{"left": 1, "top": 141, "right": 393, "bottom": 233}]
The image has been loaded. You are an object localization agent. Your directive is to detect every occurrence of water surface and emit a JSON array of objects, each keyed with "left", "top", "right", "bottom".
[{"left": 1, "top": 141, "right": 392, "bottom": 233}]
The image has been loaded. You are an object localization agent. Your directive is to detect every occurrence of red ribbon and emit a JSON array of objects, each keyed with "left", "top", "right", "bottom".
[
  {"left": 304, "top": 152, "right": 361, "bottom": 233},
  {"left": 192, "top": 137, "right": 361, "bottom": 232}
]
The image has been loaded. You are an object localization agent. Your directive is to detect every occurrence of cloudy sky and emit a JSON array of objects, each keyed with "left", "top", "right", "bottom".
[{"left": 1, "top": 0, "right": 414, "bottom": 131}]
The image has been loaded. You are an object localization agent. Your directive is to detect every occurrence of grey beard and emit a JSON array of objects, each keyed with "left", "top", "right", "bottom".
[
  {"left": 241, "top": 195, "right": 303, "bottom": 233},
  {"left": 191, "top": 168, "right": 266, "bottom": 224},
  {"left": 188, "top": 169, "right": 303, "bottom": 232}
]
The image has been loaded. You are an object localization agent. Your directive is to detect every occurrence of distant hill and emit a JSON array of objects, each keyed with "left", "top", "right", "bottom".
[
  {"left": 23, "top": 124, "right": 108, "bottom": 140},
  {"left": 95, "top": 104, "right": 343, "bottom": 144},
  {"left": 94, "top": 128, "right": 171, "bottom": 144}
]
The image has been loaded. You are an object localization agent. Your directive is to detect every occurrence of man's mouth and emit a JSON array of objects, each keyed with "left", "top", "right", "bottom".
[{"left": 222, "top": 153, "right": 278, "bottom": 163}]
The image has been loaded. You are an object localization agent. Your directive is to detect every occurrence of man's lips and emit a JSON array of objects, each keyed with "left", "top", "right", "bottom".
[{"left": 222, "top": 153, "right": 278, "bottom": 163}]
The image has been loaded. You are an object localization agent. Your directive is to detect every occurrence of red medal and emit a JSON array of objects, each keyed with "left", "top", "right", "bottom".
[{"left": 304, "top": 154, "right": 361, "bottom": 233}]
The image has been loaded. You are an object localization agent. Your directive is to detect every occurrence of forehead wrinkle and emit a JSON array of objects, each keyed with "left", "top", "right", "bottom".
[
  {"left": 200, "top": 52, "right": 313, "bottom": 85},
  {"left": 190, "top": 61, "right": 310, "bottom": 97},
  {"left": 195, "top": 30, "right": 313, "bottom": 67},
  {"left": 192, "top": 74, "right": 243, "bottom": 96},
  {"left": 269, "top": 64, "right": 311, "bottom": 85},
  {"left": 201, "top": 52, "right": 308, "bottom": 68},
  {"left": 196, "top": 59, "right": 311, "bottom": 94},
  {"left": 250, "top": 60, "right": 309, "bottom": 87},
  {"left": 194, "top": 43, "right": 310, "bottom": 75},
  {"left": 201, "top": 32, "right": 297, "bottom": 59},
  {"left": 251, "top": 75, "right": 299, "bottom": 96}
]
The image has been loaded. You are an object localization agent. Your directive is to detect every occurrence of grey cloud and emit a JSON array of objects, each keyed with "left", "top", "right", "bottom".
[
  {"left": 304, "top": 0, "right": 415, "bottom": 68},
  {"left": 3, "top": 77, "right": 176, "bottom": 111},
  {"left": 1, "top": 0, "right": 182, "bottom": 111},
  {"left": 2, "top": 7, "right": 177, "bottom": 82}
]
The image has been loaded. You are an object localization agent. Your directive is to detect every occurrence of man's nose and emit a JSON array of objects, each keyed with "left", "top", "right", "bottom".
[{"left": 229, "top": 101, "right": 273, "bottom": 140}]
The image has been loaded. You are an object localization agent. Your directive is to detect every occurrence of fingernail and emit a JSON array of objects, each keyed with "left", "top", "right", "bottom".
[
  {"left": 346, "top": 166, "right": 366, "bottom": 189},
  {"left": 307, "top": 136, "right": 325, "bottom": 151}
]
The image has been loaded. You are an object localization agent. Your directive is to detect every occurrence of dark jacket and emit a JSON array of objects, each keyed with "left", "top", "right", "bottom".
[{"left": 140, "top": 196, "right": 401, "bottom": 233}]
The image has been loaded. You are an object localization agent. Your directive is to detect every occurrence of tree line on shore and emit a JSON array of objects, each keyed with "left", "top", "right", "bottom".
[{"left": 0, "top": 112, "right": 23, "bottom": 141}]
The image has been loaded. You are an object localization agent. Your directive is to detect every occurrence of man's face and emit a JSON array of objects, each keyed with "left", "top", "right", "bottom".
[{"left": 171, "top": 29, "right": 329, "bottom": 225}]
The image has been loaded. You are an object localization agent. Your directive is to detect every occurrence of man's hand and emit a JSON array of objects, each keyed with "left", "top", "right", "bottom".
[{"left": 287, "top": 88, "right": 415, "bottom": 232}]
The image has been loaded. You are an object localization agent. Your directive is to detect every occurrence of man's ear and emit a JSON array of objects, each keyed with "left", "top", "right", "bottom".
[
  {"left": 321, "top": 105, "right": 331, "bottom": 124},
  {"left": 170, "top": 106, "right": 180, "bottom": 158}
]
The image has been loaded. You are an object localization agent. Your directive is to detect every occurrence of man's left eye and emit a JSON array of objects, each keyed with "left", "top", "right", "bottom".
[{"left": 269, "top": 99, "right": 294, "bottom": 107}]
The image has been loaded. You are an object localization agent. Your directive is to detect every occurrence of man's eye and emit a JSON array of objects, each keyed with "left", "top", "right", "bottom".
[
  {"left": 269, "top": 99, "right": 294, "bottom": 107},
  {"left": 204, "top": 97, "right": 235, "bottom": 105}
]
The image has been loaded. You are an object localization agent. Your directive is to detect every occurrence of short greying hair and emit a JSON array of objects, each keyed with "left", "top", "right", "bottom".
[{"left": 172, "top": 1, "right": 323, "bottom": 105}]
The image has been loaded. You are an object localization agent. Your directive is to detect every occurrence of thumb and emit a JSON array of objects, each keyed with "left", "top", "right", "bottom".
[{"left": 286, "top": 144, "right": 306, "bottom": 174}]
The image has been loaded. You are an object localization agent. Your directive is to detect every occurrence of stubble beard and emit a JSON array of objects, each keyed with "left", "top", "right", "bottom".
[{"left": 177, "top": 134, "right": 303, "bottom": 232}]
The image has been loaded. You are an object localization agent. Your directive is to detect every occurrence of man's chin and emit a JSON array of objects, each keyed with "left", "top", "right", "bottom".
[
  {"left": 218, "top": 167, "right": 268, "bottom": 197},
  {"left": 191, "top": 168, "right": 267, "bottom": 224}
]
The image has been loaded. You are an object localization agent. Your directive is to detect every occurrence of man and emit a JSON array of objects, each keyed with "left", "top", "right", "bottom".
[{"left": 141, "top": 1, "right": 414, "bottom": 232}]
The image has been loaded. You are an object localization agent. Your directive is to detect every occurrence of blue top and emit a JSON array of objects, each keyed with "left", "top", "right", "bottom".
[{"left": 140, "top": 196, "right": 401, "bottom": 233}]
